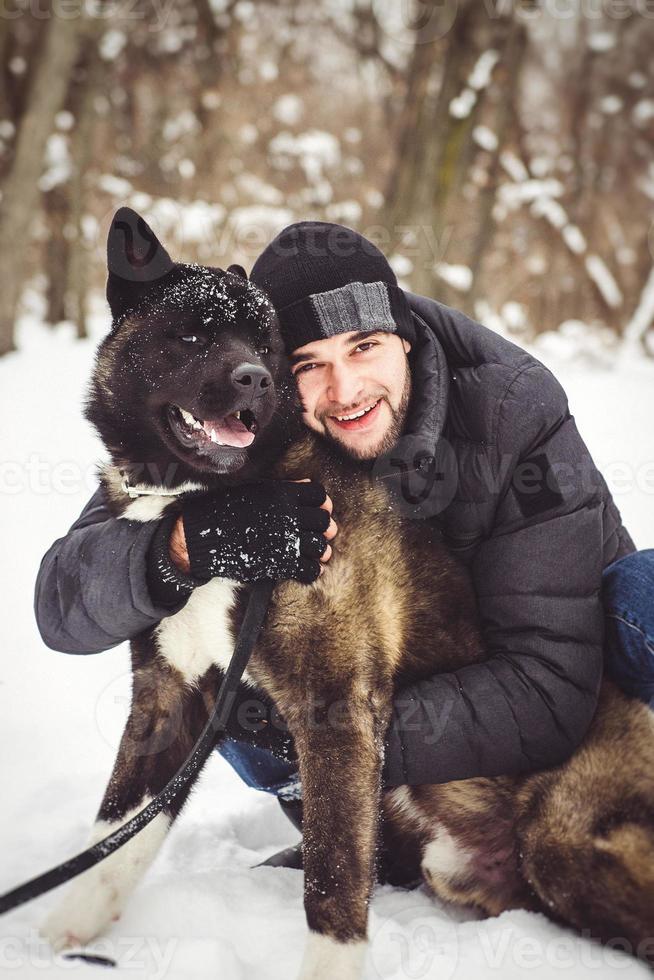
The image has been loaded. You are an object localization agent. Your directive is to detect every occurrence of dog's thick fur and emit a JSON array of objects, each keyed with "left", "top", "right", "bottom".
[{"left": 42, "top": 210, "right": 654, "bottom": 977}]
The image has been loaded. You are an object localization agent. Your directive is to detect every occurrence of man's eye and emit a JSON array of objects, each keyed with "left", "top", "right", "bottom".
[
  {"left": 355, "top": 341, "right": 377, "bottom": 353},
  {"left": 294, "top": 363, "right": 316, "bottom": 375}
]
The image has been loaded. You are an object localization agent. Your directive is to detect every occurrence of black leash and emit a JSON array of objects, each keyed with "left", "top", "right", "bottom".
[{"left": 0, "top": 578, "right": 274, "bottom": 917}]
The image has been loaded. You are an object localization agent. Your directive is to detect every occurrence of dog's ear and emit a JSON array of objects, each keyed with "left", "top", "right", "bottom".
[
  {"left": 106, "top": 207, "right": 175, "bottom": 321},
  {"left": 226, "top": 263, "right": 248, "bottom": 280}
]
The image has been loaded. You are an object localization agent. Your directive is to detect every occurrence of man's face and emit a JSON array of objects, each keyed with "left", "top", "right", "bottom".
[{"left": 290, "top": 330, "right": 412, "bottom": 460}]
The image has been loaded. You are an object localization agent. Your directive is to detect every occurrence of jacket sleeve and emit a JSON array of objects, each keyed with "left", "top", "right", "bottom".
[
  {"left": 34, "top": 488, "right": 191, "bottom": 655},
  {"left": 382, "top": 363, "right": 606, "bottom": 786}
]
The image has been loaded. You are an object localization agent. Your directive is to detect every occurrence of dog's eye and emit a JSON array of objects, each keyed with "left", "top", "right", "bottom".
[
  {"left": 256, "top": 346, "right": 270, "bottom": 356},
  {"left": 179, "top": 335, "right": 203, "bottom": 345}
]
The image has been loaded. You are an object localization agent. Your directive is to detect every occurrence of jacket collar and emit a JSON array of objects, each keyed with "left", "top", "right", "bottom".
[
  {"left": 369, "top": 300, "right": 455, "bottom": 519},
  {"left": 403, "top": 308, "right": 450, "bottom": 450}
]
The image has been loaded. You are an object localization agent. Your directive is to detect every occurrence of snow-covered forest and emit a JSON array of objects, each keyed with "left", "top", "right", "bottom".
[{"left": 1, "top": 0, "right": 654, "bottom": 355}]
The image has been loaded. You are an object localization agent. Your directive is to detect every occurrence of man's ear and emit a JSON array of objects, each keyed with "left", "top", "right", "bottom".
[
  {"left": 106, "top": 207, "right": 175, "bottom": 321},
  {"left": 401, "top": 337, "right": 412, "bottom": 354},
  {"left": 226, "top": 263, "right": 248, "bottom": 280}
]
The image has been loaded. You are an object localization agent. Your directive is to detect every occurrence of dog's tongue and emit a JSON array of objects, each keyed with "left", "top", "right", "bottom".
[{"left": 203, "top": 414, "right": 255, "bottom": 448}]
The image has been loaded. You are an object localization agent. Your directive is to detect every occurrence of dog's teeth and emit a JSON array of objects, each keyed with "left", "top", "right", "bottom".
[
  {"left": 177, "top": 406, "right": 205, "bottom": 430},
  {"left": 210, "top": 430, "right": 222, "bottom": 444},
  {"left": 179, "top": 407, "right": 196, "bottom": 426},
  {"left": 234, "top": 411, "right": 241, "bottom": 420}
]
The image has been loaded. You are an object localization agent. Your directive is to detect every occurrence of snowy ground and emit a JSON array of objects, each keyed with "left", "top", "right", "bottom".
[{"left": 1, "top": 305, "right": 653, "bottom": 979}]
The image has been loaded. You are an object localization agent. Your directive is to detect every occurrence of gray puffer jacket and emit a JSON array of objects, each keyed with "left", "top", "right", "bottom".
[{"left": 34, "top": 292, "right": 636, "bottom": 786}]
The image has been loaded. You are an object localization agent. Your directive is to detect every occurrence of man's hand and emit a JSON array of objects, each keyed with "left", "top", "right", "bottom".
[
  {"left": 169, "top": 515, "right": 192, "bottom": 575},
  {"left": 169, "top": 478, "right": 337, "bottom": 583}
]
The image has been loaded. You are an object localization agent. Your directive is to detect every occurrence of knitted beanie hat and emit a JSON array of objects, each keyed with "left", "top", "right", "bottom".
[{"left": 250, "top": 221, "right": 415, "bottom": 353}]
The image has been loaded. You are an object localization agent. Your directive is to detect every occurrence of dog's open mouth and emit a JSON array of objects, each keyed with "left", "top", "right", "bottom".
[{"left": 167, "top": 403, "right": 257, "bottom": 450}]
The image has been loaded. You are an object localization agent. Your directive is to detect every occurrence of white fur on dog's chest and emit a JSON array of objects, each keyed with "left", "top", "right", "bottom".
[
  {"left": 154, "top": 577, "right": 256, "bottom": 686},
  {"left": 109, "top": 476, "right": 257, "bottom": 686}
]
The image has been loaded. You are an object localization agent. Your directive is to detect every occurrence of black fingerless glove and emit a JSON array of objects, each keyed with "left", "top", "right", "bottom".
[
  {"left": 183, "top": 479, "right": 329, "bottom": 585},
  {"left": 146, "top": 510, "right": 202, "bottom": 609}
]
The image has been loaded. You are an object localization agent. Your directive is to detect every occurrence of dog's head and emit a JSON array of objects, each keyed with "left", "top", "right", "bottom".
[{"left": 86, "top": 208, "right": 302, "bottom": 487}]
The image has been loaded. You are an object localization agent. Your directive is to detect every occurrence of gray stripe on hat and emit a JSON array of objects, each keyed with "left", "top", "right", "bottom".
[{"left": 309, "top": 281, "right": 397, "bottom": 337}]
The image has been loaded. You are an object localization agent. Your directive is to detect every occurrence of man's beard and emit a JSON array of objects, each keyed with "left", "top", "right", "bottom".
[{"left": 316, "top": 359, "right": 412, "bottom": 463}]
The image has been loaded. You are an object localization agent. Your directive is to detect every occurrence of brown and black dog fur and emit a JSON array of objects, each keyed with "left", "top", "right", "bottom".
[{"left": 42, "top": 210, "right": 654, "bottom": 978}]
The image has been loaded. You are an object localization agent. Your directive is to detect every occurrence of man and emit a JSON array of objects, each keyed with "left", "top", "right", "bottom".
[{"left": 35, "top": 221, "right": 654, "bottom": 875}]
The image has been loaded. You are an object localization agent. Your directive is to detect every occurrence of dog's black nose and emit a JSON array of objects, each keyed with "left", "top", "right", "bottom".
[{"left": 231, "top": 363, "right": 272, "bottom": 392}]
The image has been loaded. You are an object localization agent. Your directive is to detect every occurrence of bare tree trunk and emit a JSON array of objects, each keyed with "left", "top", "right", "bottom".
[
  {"left": 381, "top": 1, "right": 505, "bottom": 300},
  {"left": 66, "top": 51, "right": 104, "bottom": 339},
  {"left": 420, "top": 3, "right": 483, "bottom": 216},
  {"left": 466, "top": 18, "right": 528, "bottom": 316},
  {"left": 0, "top": 18, "right": 11, "bottom": 122},
  {"left": 381, "top": 28, "right": 441, "bottom": 245},
  {"left": 44, "top": 184, "right": 70, "bottom": 324},
  {"left": 0, "top": 11, "right": 85, "bottom": 356}
]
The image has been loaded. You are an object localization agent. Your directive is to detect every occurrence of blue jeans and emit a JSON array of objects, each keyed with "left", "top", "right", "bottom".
[
  {"left": 602, "top": 548, "right": 654, "bottom": 707},
  {"left": 217, "top": 548, "right": 654, "bottom": 796},
  {"left": 219, "top": 738, "right": 301, "bottom": 800}
]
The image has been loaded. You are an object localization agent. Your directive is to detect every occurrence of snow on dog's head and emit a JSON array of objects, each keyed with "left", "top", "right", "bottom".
[{"left": 85, "top": 207, "right": 302, "bottom": 485}]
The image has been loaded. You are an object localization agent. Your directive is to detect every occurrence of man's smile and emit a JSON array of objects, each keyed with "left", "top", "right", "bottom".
[{"left": 326, "top": 398, "right": 383, "bottom": 432}]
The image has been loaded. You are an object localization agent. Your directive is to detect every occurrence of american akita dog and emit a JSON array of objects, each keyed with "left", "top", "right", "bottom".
[{"left": 42, "top": 209, "right": 654, "bottom": 977}]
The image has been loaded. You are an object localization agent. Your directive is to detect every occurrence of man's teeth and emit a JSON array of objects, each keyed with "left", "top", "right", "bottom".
[{"left": 334, "top": 401, "right": 378, "bottom": 422}]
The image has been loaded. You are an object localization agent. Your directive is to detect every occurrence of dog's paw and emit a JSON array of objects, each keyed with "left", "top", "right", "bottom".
[
  {"left": 40, "top": 879, "right": 122, "bottom": 953},
  {"left": 298, "top": 932, "right": 367, "bottom": 980}
]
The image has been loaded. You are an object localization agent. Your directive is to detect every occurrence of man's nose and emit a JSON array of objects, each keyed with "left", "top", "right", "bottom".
[{"left": 326, "top": 364, "right": 363, "bottom": 408}]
